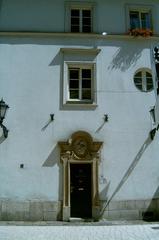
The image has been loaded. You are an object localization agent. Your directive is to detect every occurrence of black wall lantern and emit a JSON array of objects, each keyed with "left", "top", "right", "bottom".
[{"left": 0, "top": 99, "right": 9, "bottom": 138}]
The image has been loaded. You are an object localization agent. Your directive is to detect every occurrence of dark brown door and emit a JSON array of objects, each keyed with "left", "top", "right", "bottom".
[{"left": 70, "top": 163, "right": 92, "bottom": 218}]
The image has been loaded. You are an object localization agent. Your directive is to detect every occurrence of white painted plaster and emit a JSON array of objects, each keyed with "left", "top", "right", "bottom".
[{"left": 0, "top": 0, "right": 158, "bottom": 206}]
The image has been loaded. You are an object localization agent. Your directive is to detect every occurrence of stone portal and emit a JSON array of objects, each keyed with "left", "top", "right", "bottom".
[{"left": 58, "top": 131, "right": 103, "bottom": 221}]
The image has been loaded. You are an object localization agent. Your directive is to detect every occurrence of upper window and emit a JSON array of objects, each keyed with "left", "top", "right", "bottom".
[
  {"left": 71, "top": 8, "right": 92, "bottom": 33},
  {"left": 65, "top": 2, "right": 96, "bottom": 33},
  {"left": 134, "top": 69, "right": 153, "bottom": 92},
  {"left": 126, "top": 4, "right": 153, "bottom": 32},
  {"left": 129, "top": 10, "right": 152, "bottom": 29}
]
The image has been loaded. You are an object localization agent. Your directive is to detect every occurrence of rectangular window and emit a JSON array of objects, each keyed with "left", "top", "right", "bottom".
[
  {"left": 68, "top": 66, "right": 92, "bottom": 102},
  {"left": 61, "top": 48, "right": 100, "bottom": 109},
  {"left": 71, "top": 8, "right": 92, "bottom": 33},
  {"left": 129, "top": 10, "right": 152, "bottom": 29}
]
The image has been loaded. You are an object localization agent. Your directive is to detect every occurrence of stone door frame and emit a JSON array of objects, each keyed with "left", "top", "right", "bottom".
[{"left": 58, "top": 131, "right": 103, "bottom": 221}]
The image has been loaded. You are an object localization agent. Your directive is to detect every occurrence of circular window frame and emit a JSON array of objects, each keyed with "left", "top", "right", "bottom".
[{"left": 133, "top": 68, "right": 153, "bottom": 92}]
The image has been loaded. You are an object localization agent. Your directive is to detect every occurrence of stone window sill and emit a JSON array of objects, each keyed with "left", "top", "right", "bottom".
[{"left": 61, "top": 102, "right": 98, "bottom": 110}]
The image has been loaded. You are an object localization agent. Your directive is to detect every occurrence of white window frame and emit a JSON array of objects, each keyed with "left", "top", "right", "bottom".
[
  {"left": 133, "top": 68, "right": 153, "bottom": 92},
  {"left": 63, "top": 62, "right": 96, "bottom": 105},
  {"left": 70, "top": 7, "right": 92, "bottom": 33},
  {"left": 125, "top": 4, "right": 153, "bottom": 31},
  {"left": 68, "top": 63, "right": 94, "bottom": 102},
  {"left": 65, "top": 2, "right": 96, "bottom": 33},
  {"left": 61, "top": 48, "right": 100, "bottom": 109}
]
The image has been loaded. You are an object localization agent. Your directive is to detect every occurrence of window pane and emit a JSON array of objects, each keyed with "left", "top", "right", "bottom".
[
  {"left": 134, "top": 79, "right": 142, "bottom": 90},
  {"left": 82, "top": 80, "right": 91, "bottom": 88},
  {"left": 146, "top": 72, "right": 152, "bottom": 78},
  {"left": 82, "top": 10, "right": 91, "bottom": 32},
  {"left": 82, "top": 69, "right": 91, "bottom": 78},
  {"left": 71, "top": 17, "right": 80, "bottom": 25},
  {"left": 135, "top": 72, "right": 142, "bottom": 78},
  {"left": 134, "top": 71, "right": 142, "bottom": 90},
  {"left": 141, "top": 12, "right": 151, "bottom": 29},
  {"left": 82, "top": 17, "right": 91, "bottom": 25},
  {"left": 71, "top": 9, "right": 80, "bottom": 32},
  {"left": 130, "top": 11, "right": 140, "bottom": 29},
  {"left": 134, "top": 70, "right": 153, "bottom": 92},
  {"left": 68, "top": 66, "right": 93, "bottom": 101},
  {"left": 146, "top": 74, "right": 153, "bottom": 90},
  {"left": 71, "top": 9, "right": 80, "bottom": 17},
  {"left": 69, "top": 69, "right": 79, "bottom": 99},
  {"left": 70, "top": 80, "right": 79, "bottom": 88},
  {"left": 82, "top": 10, "right": 91, "bottom": 17},
  {"left": 70, "top": 90, "right": 79, "bottom": 99},
  {"left": 69, "top": 69, "right": 79, "bottom": 79},
  {"left": 146, "top": 80, "right": 153, "bottom": 90},
  {"left": 82, "top": 69, "right": 91, "bottom": 96},
  {"left": 134, "top": 78, "right": 142, "bottom": 84},
  {"left": 82, "top": 89, "right": 91, "bottom": 100},
  {"left": 82, "top": 26, "right": 91, "bottom": 33},
  {"left": 71, "top": 25, "right": 80, "bottom": 32}
]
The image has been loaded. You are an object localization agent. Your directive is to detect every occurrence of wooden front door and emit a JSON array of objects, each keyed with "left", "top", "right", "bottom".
[{"left": 70, "top": 163, "right": 92, "bottom": 218}]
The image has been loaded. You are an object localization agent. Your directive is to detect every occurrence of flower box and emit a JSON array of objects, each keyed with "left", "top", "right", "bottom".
[{"left": 128, "top": 28, "right": 153, "bottom": 37}]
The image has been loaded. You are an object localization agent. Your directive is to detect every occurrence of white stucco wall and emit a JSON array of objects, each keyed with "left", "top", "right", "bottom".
[
  {"left": 0, "top": 0, "right": 159, "bottom": 209},
  {"left": 0, "top": 34, "right": 158, "bottom": 203},
  {"left": 0, "top": 0, "right": 159, "bottom": 34}
]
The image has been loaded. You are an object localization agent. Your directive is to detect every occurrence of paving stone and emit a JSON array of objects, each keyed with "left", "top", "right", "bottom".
[{"left": 0, "top": 223, "right": 159, "bottom": 240}]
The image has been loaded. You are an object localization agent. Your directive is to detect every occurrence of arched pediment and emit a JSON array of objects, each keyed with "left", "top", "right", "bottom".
[{"left": 58, "top": 131, "right": 103, "bottom": 160}]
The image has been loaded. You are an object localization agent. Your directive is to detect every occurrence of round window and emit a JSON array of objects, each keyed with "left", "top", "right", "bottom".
[{"left": 134, "top": 70, "right": 153, "bottom": 92}]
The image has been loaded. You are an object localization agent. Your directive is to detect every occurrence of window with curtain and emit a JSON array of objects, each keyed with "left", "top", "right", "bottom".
[{"left": 129, "top": 10, "right": 152, "bottom": 29}]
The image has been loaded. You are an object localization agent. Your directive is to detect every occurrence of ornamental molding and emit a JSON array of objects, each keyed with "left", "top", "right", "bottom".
[
  {"left": 58, "top": 131, "right": 102, "bottom": 161},
  {"left": 60, "top": 48, "right": 101, "bottom": 55},
  {"left": 0, "top": 32, "right": 158, "bottom": 40}
]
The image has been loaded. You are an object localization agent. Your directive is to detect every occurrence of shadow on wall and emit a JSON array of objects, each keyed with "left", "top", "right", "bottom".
[
  {"left": 99, "top": 181, "right": 110, "bottom": 210},
  {"left": 49, "top": 51, "right": 62, "bottom": 66},
  {"left": 42, "top": 144, "right": 60, "bottom": 167},
  {"left": 42, "top": 144, "right": 63, "bottom": 206},
  {"left": 99, "top": 134, "right": 152, "bottom": 219},
  {"left": 0, "top": 135, "right": 5, "bottom": 144},
  {"left": 0, "top": 37, "right": 145, "bottom": 74},
  {"left": 49, "top": 51, "right": 64, "bottom": 111},
  {"left": 108, "top": 44, "right": 142, "bottom": 72},
  {"left": 142, "top": 187, "right": 159, "bottom": 221}
]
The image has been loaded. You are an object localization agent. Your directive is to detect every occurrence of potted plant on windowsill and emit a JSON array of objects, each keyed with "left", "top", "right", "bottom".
[{"left": 128, "top": 28, "right": 153, "bottom": 37}]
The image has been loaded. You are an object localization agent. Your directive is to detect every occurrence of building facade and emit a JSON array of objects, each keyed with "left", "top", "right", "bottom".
[{"left": 0, "top": 0, "right": 159, "bottom": 221}]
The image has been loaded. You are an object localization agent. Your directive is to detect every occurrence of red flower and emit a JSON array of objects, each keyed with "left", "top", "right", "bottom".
[{"left": 128, "top": 28, "right": 153, "bottom": 37}]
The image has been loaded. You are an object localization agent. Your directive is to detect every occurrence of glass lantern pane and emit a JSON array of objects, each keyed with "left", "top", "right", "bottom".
[{"left": 0, "top": 100, "right": 8, "bottom": 119}]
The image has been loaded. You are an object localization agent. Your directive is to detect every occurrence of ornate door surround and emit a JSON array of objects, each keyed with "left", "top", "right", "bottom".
[{"left": 58, "top": 131, "right": 103, "bottom": 221}]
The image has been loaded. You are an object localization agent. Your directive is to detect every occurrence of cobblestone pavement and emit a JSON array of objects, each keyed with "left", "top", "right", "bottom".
[{"left": 0, "top": 221, "right": 159, "bottom": 240}]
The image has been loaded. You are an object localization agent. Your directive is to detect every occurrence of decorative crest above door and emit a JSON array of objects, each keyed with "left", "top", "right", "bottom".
[{"left": 59, "top": 131, "right": 103, "bottom": 161}]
